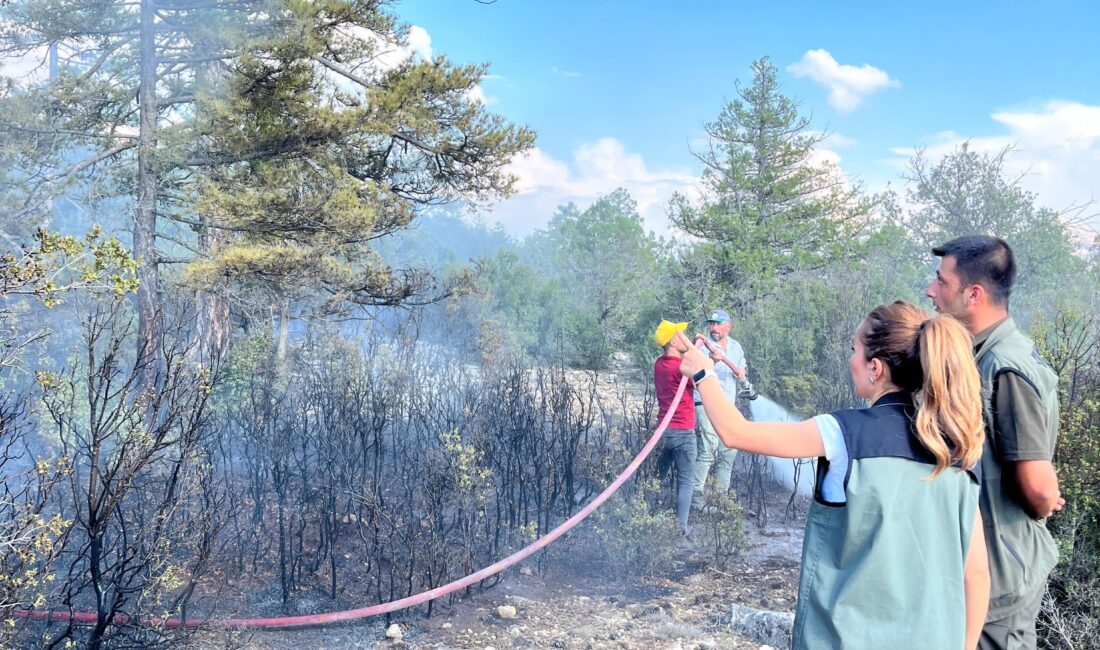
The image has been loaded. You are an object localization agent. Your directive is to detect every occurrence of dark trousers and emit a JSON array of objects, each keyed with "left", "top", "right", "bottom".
[
  {"left": 657, "top": 428, "right": 697, "bottom": 533},
  {"left": 979, "top": 586, "right": 1044, "bottom": 650}
]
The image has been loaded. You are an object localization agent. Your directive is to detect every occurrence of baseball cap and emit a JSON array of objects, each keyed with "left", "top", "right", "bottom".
[
  {"left": 705, "top": 309, "right": 731, "bottom": 323},
  {"left": 654, "top": 320, "right": 688, "bottom": 347}
]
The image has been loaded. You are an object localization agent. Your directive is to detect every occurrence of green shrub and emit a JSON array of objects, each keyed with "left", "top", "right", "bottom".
[
  {"left": 694, "top": 486, "right": 747, "bottom": 569},
  {"left": 584, "top": 489, "right": 682, "bottom": 579},
  {"left": 1033, "top": 309, "right": 1100, "bottom": 649}
]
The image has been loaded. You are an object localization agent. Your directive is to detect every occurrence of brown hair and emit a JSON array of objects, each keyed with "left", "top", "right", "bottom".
[{"left": 860, "top": 301, "right": 985, "bottom": 476}]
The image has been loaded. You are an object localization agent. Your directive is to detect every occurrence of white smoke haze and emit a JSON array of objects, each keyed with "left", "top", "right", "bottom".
[
  {"left": 0, "top": 45, "right": 50, "bottom": 83},
  {"left": 752, "top": 396, "right": 814, "bottom": 496}
]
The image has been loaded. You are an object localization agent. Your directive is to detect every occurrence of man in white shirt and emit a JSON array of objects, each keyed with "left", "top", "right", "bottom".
[{"left": 691, "top": 309, "right": 754, "bottom": 510}]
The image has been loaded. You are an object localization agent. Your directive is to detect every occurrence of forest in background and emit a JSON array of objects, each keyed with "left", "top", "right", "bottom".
[{"left": 1, "top": 0, "right": 1099, "bottom": 647}]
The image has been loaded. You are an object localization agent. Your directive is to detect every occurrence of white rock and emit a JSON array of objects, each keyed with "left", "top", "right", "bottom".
[
  {"left": 496, "top": 604, "right": 518, "bottom": 619},
  {"left": 385, "top": 623, "right": 402, "bottom": 640},
  {"left": 728, "top": 603, "right": 793, "bottom": 648}
]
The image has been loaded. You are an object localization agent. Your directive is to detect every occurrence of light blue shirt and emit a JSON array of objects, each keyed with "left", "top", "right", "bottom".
[{"left": 693, "top": 337, "right": 746, "bottom": 403}]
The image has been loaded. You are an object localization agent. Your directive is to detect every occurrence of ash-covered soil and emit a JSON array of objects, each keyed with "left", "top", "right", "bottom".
[
  {"left": 190, "top": 362, "right": 807, "bottom": 650},
  {"left": 199, "top": 518, "right": 802, "bottom": 650}
]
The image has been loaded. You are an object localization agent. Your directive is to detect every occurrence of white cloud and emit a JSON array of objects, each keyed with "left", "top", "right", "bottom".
[
  {"left": 484, "top": 138, "right": 699, "bottom": 235},
  {"left": 317, "top": 24, "right": 437, "bottom": 99},
  {"left": 814, "top": 131, "right": 858, "bottom": 149},
  {"left": 465, "top": 84, "right": 498, "bottom": 106},
  {"left": 806, "top": 145, "right": 842, "bottom": 169},
  {"left": 788, "top": 49, "right": 899, "bottom": 113},
  {"left": 551, "top": 66, "right": 581, "bottom": 78},
  {"left": 890, "top": 101, "right": 1100, "bottom": 235},
  {"left": 406, "top": 26, "right": 433, "bottom": 62},
  {"left": 506, "top": 148, "right": 572, "bottom": 194},
  {"left": 328, "top": 23, "right": 433, "bottom": 81},
  {"left": 991, "top": 102, "right": 1100, "bottom": 149},
  {"left": 802, "top": 131, "right": 856, "bottom": 169},
  {"left": 483, "top": 134, "right": 862, "bottom": 236}
]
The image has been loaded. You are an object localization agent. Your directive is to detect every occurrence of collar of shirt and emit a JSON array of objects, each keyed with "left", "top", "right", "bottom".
[{"left": 972, "top": 317, "right": 1008, "bottom": 355}]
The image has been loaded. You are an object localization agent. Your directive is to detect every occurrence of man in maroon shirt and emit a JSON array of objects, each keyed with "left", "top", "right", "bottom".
[{"left": 654, "top": 320, "right": 697, "bottom": 541}]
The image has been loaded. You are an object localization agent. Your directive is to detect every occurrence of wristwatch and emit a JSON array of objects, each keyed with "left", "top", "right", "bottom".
[{"left": 692, "top": 368, "right": 715, "bottom": 385}]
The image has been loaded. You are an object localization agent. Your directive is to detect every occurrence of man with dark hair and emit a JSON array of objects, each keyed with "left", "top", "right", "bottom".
[
  {"left": 930, "top": 235, "right": 1017, "bottom": 307},
  {"left": 928, "top": 235, "right": 1063, "bottom": 650}
]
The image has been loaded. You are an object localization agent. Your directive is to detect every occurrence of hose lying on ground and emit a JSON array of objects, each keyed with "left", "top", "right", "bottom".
[{"left": 16, "top": 377, "right": 691, "bottom": 630}]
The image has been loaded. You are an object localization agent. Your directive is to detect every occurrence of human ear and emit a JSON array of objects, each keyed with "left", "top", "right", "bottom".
[
  {"left": 868, "top": 358, "right": 883, "bottom": 382},
  {"left": 967, "top": 284, "right": 985, "bottom": 306}
]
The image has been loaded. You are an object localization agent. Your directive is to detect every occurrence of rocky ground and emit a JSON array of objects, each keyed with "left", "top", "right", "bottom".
[{"left": 200, "top": 517, "right": 803, "bottom": 650}]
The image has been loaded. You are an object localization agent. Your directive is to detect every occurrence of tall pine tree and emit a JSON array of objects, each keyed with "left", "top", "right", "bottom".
[{"left": 670, "top": 57, "right": 871, "bottom": 311}]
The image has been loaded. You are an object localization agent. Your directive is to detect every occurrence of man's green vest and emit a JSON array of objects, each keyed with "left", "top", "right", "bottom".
[{"left": 974, "top": 317, "right": 1060, "bottom": 620}]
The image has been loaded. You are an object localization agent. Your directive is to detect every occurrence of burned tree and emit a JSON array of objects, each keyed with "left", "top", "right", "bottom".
[
  {"left": 39, "top": 302, "right": 224, "bottom": 649},
  {"left": 0, "top": 0, "right": 534, "bottom": 366}
]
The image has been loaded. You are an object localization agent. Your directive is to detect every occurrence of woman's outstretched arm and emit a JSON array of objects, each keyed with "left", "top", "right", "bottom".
[{"left": 672, "top": 331, "right": 824, "bottom": 459}]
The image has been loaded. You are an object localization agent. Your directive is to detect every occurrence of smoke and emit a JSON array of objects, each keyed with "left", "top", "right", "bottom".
[{"left": 751, "top": 395, "right": 814, "bottom": 496}]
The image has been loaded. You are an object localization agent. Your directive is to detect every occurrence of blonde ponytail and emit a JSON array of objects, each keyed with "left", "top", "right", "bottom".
[
  {"left": 861, "top": 302, "right": 985, "bottom": 477},
  {"left": 914, "top": 316, "right": 985, "bottom": 476}
]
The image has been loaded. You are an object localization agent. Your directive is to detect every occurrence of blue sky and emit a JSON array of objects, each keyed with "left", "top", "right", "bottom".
[{"left": 399, "top": 1, "right": 1100, "bottom": 236}]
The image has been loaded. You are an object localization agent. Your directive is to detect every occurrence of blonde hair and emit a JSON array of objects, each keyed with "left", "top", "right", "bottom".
[{"left": 860, "top": 301, "right": 985, "bottom": 476}]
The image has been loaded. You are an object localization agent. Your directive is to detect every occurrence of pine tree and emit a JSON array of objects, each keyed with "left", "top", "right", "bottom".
[
  {"left": 670, "top": 57, "right": 871, "bottom": 310},
  {"left": 0, "top": 0, "right": 534, "bottom": 360}
]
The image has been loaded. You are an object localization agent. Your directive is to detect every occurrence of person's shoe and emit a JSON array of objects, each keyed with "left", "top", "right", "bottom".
[{"left": 677, "top": 528, "right": 698, "bottom": 550}]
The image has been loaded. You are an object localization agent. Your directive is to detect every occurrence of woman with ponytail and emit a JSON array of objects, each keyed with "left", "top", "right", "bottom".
[{"left": 672, "top": 301, "right": 989, "bottom": 649}]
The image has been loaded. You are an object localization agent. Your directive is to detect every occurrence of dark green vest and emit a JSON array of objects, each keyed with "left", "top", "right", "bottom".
[{"left": 974, "top": 317, "right": 1060, "bottom": 620}]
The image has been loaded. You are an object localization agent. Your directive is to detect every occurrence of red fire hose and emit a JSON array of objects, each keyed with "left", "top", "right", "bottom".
[{"left": 17, "top": 377, "right": 691, "bottom": 630}]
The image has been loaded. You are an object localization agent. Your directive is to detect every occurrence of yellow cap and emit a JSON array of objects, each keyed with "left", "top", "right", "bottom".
[{"left": 655, "top": 320, "right": 688, "bottom": 347}]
